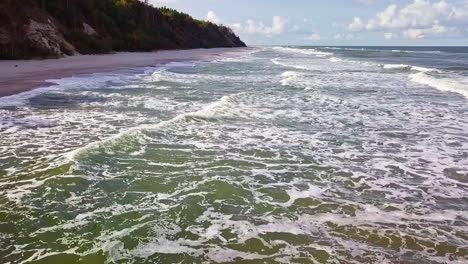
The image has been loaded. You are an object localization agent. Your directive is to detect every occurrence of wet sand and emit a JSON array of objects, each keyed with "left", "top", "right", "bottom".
[{"left": 0, "top": 48, "right": 248, "bottom": 97}]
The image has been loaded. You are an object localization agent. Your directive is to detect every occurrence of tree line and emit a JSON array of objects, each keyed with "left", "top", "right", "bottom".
[{"left": 0, "top": 0, "right": 245, "bottom": 59}]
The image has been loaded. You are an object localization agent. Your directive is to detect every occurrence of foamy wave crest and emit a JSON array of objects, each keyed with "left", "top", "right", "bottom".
[
  {"left": 383, "top": 64, "right": 438, "bottom": 73},
  {"left": 410, "top": 72, "right": 468, "bottom": 98},
  {"left": 272, "top": 47, "right": 333, "bottom": 57},
  {"left": 280, "top": 71, "right": 300, "bottom": 86},
  {"left": 165, "top": 61, "right": 197, "bottom": 68},
  {"left": 0, "top": 86, "right": 61, "bottom": 107},
  {"left": 0, "top": 71, "right": 136, "bottom": 107},
  {"left": 329, "top": 57, "right": 343, "bottom": 63},
  {"left": 390, "top": 49, "right": 443, "bottom": 54},
  {"left": 151, "top": 70, "right": 198, "bottom": 84},
  {"left": 383, "top": 64, "right": 412, "bottom": 70},
  {"left": 213, "top": 48, "right": 259, "bottom": 63},
  {"left": 324, "top": 47, "right": 444, "bottom": 54},
  {"left": 149, "top": 62, "right": 200, "bottom": 83},
  {"left": 271, "top": 58, "right": 309, "bottom": 70},
  {"left": 66, "top": 95, "right": 240, "bottom": 161},
  {"left": 280, "top": 71, "right": 308, "bottom": 89},
  {"left": 183, "top": 95, "right": 236, "bottom": 120}
]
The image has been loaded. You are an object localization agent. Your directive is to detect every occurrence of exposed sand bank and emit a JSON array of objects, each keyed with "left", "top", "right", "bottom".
[{"left": 0, "top": 48, "right": 250, "bottom": 97}]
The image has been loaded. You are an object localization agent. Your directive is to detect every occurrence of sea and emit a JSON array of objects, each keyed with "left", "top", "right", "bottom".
[{"left": 0, "top": 46, "right": 467, "bottom": 263}]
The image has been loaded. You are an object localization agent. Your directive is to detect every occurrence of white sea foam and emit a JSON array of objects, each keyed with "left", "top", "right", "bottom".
[
  {"left": 329, "top": 57, "right": 343, "bottom": 63},
  {"left": 0, "top": 69, "right": 150, "bottom": 107},
  {"left": 213, "top": 48, "right": 259, "bottom": 63},
  {"left": 323, "top": 47, "right": 444, "bottom": 54},
  {"left": 164, "top": 61, "right": 197, "bottom": 68},
  {"left": 2, "top": 45, "right": 468, "bottom": 264},
  {"left": 383, "top": 64, "right": 412, "bottom": 70},
  {"left": 66, "top": 94, "right": 240, "bottom": 161},
  {"left": 273, "top": 47, "right": 333, "bottom": 57},
  {"left": 0, "top": 85, "right": 61, "bottom": 107},
  {"left": 271, "top": 58, "right": 310, "bottom": 70},
  {"left": 280, "top": 71, "right": 305, "bottom": 88},
  {"left": 383, "top": 64, "right": 438, "bottom": 72},
  {"left": 286, "top": 184, "right": 323, "bottom": 205},
  {"left": 0, "top": 60, "right": 200, "bottom": 107},
  {"left": 409, "top": 72, "right": 468, "bottom": 98},
  {"left": 411, "top": 66, "right": 438, "bottom": 72}
]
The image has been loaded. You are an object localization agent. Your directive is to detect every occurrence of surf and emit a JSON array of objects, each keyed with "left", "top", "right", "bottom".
[
  {"left": 409, "top": 72, "right": 468, "bottom": 98},
  {"left": 382, "top": 64, "right": 439, "bottom": 73},
  {"left": 66, "top": 94, "right": 242, "bottom": 161}
]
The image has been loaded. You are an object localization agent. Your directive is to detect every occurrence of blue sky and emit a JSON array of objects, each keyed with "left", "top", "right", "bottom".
[{"left": 149, "top": 0, "right": 468, "bottom": 46}]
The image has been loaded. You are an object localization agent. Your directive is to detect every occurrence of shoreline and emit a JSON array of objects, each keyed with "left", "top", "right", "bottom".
[{"left": 0, "top": 48, "right": 251, "bottom": 98}]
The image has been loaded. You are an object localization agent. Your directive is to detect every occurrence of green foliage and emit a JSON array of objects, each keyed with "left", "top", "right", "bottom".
[
  {"left": 0, "top": 0, "right": 245, "bottom": 59},
  {"left": 65, "top": 30, "right": 113, "bottom": 54}
]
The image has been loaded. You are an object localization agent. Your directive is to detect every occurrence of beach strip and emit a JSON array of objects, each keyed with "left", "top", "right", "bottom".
[{"left": 0, "top": 48, "right": 249, "bottom": 97}]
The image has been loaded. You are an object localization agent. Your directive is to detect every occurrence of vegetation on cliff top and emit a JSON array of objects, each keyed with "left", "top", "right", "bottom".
[{"left": 0, "top": 0, "right": 246, "bottom": 59}]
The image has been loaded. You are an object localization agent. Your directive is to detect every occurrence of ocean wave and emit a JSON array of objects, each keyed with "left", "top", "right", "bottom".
[
  {"left": 270, "top": 58, "right": 309, "bottom": 70},
  {"left": 390, "top": 49, "right": 442, "bottom": 54},
  {"left": 329, "top": 57, "right": 343, "bottom": 63},
  {"left": 272, "top": 56, "right": 375, "bottom": 71},
  {"left": 409, "top": 72, "right": 468, "bottom": 98},
  {"left": 328, "top": 57, "right": 378, "bottom": 67},
  {"left": 0, "top": 60, "right": 201, "bottom": 107},
  {"left": 279, "top": 71, "right": 316, "bottom": 91},
  {"left": 322, "top": 47, "right": 365, "bottom": 52},
  {"left": 280, "top": 71, "right": 304, "bottom": 88},
  {"left": 322, "top": 47, "right": 444, "bottom": 54},
  {"left": 272, "top": 47, "right": 333, "bottom": 57},
  {"left": 213, "top": 48, "right": 259, "bottom": 63},
  {"left": 0, "top": 85, "right": 61, "bottom": 107},
  {"left": 164, "top": 61, "right": 197, "bottom": 68},
  {"left": 66, "top": 94, "right": 241, "bottom": 161},
  {"left": 382, "top": 64, "right": 439, "bottom": 73}
]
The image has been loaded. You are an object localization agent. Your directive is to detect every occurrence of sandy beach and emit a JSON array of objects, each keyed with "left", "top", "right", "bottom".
[{"left": 0, "top": 48, "right": 249, "bottom": 97}]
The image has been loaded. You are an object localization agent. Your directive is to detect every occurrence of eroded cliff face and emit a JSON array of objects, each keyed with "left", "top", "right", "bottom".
[
  {"left": 24, "top": 19, "right": 77, "bottom": 56},
  {"left": 0, "top": 0, "right": 74, "bottom": 58},
  {"left": 0, "top": 0, "right": 246, "bottom": 59}
]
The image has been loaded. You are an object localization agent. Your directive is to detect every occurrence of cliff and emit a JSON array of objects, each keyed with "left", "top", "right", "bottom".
[{"left": 0, "top": 0, "right": 246, "bottom": 59}]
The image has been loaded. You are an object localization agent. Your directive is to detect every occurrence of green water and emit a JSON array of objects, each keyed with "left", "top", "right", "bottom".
[{"left": 0, "top": 47, "right": 467, "bottom": 263}]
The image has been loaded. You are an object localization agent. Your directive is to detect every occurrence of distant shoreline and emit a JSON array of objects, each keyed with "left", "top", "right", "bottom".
[{"left": 0, "top": 48, "right": 250, "bottom": 98}]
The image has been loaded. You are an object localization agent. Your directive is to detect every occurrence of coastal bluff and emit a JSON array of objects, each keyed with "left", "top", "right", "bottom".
[{"left": 0, "top": 0, "right": 246, "bottom": 59}]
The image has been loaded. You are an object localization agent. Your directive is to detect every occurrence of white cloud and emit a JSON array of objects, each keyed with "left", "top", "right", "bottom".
[
  {"left": 334, "top": 33, "right": 355, "bottom": 40},
  {"left": 384, "top": 32, "right": 396, "bottom": 39},
  {"left": 365, "top": 5, "right": 397, "bottom": 31},
  {"left": 231, "top": 16, "right": 286, "bottom": 36},
  {"left": 288, "top": 24, "right": 301, "bottom": 33},
  {"left": 347, "top": 17, "right": 365, "bottom": 32},
  {"left": 206, "top": 11, "right": 221, "bottom": 24},
  {"left": 306, "top": 33, "right": 321, "bottom": 41},
  {"left": 402, "top": 21, "right": 451, "bottom": 39},
  {"left": 345, "top": 0, "right": 468, "bottom": 40}
]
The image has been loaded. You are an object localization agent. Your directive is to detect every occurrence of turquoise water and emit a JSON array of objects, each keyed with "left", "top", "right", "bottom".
[{"left": 0, "top": 47, "right": 467, "bottom": 263}]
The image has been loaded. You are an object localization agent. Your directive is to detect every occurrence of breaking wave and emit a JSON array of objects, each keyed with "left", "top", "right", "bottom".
[
  {"left": 409, "top": 72, "right": 468, "bottom": 98},
  {"left": 383, "top": 64, "right": 438, "bottom": 73},
  {"left": 272, "top": 46, "right": 333, "bottom": 57},
  {"left": 67, "top": 94, "right": 240, "bottom": 161}
]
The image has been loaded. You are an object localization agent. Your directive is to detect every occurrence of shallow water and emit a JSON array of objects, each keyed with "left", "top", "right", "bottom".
[{"left": 0, "top": 47, "right": 467, "bottom": 263}]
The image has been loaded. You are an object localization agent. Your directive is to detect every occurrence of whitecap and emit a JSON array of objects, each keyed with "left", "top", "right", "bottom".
[
  {"left": 66, "top": 94, "right": 243, "bottom": 161},
  {"left": 329, "top": 57, "right": 343, "bottom": 63},
  {"left": 280, "top": 71, "right": 304, "bottom": 87},
  {"left": 382, "top": 64, "right": 439, "bottom": 73},
  {"left": 409, "top": 72, "right": 468, "bottom": 98},
  {"left": 272, "top": 47, "right": 333, "bottom": 57}
]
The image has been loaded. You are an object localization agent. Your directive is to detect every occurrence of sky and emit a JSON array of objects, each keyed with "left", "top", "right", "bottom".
[{"left": 148, "top": 0, "right": 468, "bottom": 46}]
